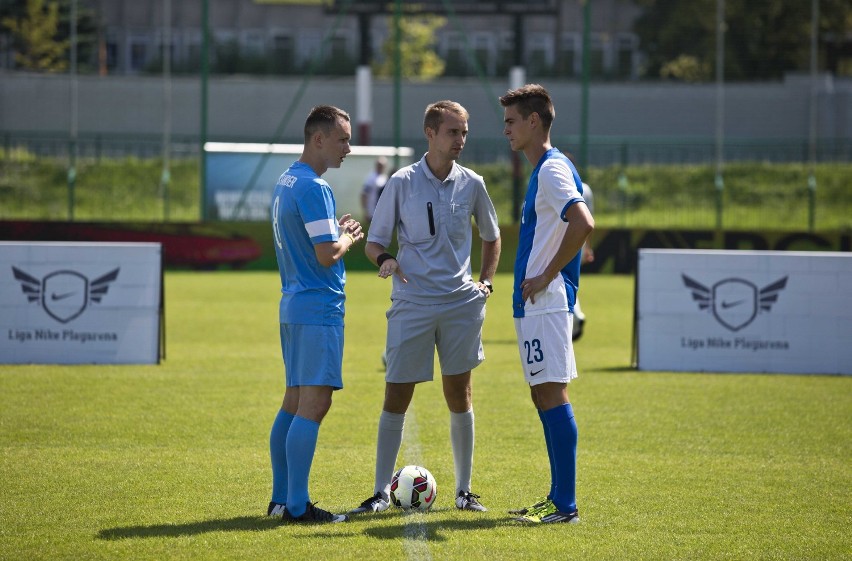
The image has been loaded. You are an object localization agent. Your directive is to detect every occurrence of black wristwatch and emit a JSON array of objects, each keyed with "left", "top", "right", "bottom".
[{"left": 481, "top": 279, "right": 493, "bottom": 294}]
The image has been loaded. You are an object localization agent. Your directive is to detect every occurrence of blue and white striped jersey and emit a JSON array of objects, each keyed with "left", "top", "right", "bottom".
[{"left": 513, "top": 148, "right": 586, "bottom": 318}]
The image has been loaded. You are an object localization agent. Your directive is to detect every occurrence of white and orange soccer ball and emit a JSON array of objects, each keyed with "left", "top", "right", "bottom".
[{"left": 389, "top": 465, "right": 437, "bottom": 511}]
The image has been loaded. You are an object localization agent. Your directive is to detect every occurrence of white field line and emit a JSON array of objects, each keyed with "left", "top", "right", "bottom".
[{"left": 401, "top": 408, "right": 432, "bottom": 561}]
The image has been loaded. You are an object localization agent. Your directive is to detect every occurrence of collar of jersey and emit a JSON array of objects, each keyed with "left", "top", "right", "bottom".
[{"left": 419, "top": 153, "right": 459, "bottom": 184}]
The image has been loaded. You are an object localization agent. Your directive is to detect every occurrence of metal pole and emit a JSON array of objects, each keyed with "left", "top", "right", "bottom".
[
  {"left": 356, "top": 13, "right": 372, "bottom": 146},
  {"left": 68, "top": 0, "right": 78, "bottom": 221},
  {"left": 510, "top": 14, "right": 524, "bottom": 223},
  {"left": 393, "top": 0, "right": 402, "bottom": 170},
  {"left": 618, "top": 141, "right": 629, "bottom": 227},
  {"left": 579, "top": 0, "right": 591, "bottom": 173},
  {"left": 199, "top": 0, "right": 209, "bottom": 221},
  {"left": 714, "top": 0, "right": 725, "bottom": 231},
  {"left": 808, "top": 0, "right": 819, "bottom": 231},
  {"left": 161, "top": 0, "right": 172, "bottom": 221}
]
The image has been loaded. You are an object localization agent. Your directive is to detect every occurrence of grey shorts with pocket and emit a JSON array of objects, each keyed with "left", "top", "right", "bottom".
[{"left": 385, "top": 291, "right": 487, "bottom": 383}]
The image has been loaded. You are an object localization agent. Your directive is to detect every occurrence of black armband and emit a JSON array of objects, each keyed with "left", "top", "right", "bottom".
[{"left": 376, "top": 253, "right": 396, "bottom": 267}]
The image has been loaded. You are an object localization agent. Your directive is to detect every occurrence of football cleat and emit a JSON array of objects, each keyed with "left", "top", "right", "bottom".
[
  {"left": 514, "top": 500, "right": 580, "bottom": 524},
  {"left": 283, "top": 502, "right": 348, "bottom": 523},
  {"left": 348, "top": 492, "right": 390, "bottom": 515},
  {"left": 539, "top": 509, "right": 580, "bottom": 524},
  {"left": 507, "top": 498, "right": 549, "bottom": 516},
  {"left": 455, "top": 491, "right": 487, "bottom": 512},
  {"left": 267, "top": 501, "right": 286, "bottom": 517}
]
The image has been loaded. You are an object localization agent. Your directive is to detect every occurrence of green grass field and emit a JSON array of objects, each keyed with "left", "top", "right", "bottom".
[{"left": 1, "top": 272, "right": 850, "bottom": 560}]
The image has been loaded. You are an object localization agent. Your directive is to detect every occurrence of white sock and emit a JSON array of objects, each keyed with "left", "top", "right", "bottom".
[
  {"left": 573, "top": 298, "right": 585, "bottom": 321},
  {"left": 450, "top": 409, "right": 475, "bottom": 495},
  {"left": 375, "top": 411, "right": 405, "bottom": 499}
]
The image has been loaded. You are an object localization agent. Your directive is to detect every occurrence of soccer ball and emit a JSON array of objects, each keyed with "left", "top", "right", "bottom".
[{"left": 389, "top": 465, "right": 437, "bottom": 511}]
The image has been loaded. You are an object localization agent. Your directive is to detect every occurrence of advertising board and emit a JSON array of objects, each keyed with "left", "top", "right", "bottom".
[
  {"left": 204, "top": 143, "right": 414, "bottom": 221},
  {"left": 636, "top": 249, "right": 852, "bottom": 375},
  {"left": 1, "top": 242, "right": 163, "bottom": 364}
]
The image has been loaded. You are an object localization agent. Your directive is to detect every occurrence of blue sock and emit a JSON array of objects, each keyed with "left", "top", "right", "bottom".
[
  {"left": 269, "top": 409, "right": 295, "bottom": 504},
  {"left": 285, "top": 415, "right": 320, "bottom": 517},
  {"left": 543, "top": 403, "right": 577, "bottom": 513},
  {"left": 538, "top": 409, "right": 556, "bottom": 499}
]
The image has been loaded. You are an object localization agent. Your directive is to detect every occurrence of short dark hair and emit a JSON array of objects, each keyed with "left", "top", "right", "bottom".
[
  {"left": 304, "top": 105, "right": 350, "bottom": 141},
  {"left": 498, "top": 84, "right": 555, "bottom": 131},
  {"left": 423, "top": 100, "right": 469, "bottom": 133}
]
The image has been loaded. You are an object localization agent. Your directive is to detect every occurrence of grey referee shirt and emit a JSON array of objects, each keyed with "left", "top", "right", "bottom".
[{"left": 367, "top": 154, "right": 500, "bottom": 305}]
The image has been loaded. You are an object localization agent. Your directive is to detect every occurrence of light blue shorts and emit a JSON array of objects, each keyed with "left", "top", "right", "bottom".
[
  {"left": 280, "top": 323, "right": 344, "bottom": 389},
  {"left": 385, "top": 291, "right": 487, "bottom": 383}
]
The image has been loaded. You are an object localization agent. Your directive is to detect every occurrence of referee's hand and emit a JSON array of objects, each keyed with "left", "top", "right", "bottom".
[{"left": 378, "top": 258, "right": 407, "bottom": 284}]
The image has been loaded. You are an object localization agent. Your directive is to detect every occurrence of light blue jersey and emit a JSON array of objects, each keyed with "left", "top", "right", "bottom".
[
  {"left": 271, "top": 161, "right": 345, "bottom": 326},
  {"left": 513, "top": 148, "right": 586, "bottom": 319}
]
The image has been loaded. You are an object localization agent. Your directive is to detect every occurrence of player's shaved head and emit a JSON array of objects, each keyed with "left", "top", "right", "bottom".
[{"left": 304, "top": 105, "right": 350, "bottom": 141}]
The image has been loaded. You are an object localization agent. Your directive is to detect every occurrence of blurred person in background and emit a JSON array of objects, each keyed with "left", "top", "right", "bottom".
[
  {"left": 361, "top": 156, "right": 389, "bottom": 223},
  {"left": 572, "top": 180, "right": 594, "bottom": 341}
]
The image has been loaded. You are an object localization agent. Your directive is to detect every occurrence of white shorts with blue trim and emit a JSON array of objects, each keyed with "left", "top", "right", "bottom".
[{"left": 514, "top": 311, "right": 577, "bottom": 386}]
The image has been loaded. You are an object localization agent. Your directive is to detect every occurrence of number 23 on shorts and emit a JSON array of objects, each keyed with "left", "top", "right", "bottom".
[{"left": 524, "top": 338, "right": 543, "bottom": 364}]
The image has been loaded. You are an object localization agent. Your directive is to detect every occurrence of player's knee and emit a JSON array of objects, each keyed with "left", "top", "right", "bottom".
[{"left": 443, "top": 385, "right": 472, "bottom": 413}]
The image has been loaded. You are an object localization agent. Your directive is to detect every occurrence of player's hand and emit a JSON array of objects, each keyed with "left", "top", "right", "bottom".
[
  {"left": 378, "top": 258, "right": 407, "bottom": 283},
  {"left": 520, "top": 274, "right": 549, "bottom": 304},
  {"left": 347, "top": 220, "right": 364, "bottom": 241},
  {"left": 477, "top": 281, "right": 492, "bottom": 298},
  {"left": 339, "top": 214, "right": 364, "bottom": 242}
]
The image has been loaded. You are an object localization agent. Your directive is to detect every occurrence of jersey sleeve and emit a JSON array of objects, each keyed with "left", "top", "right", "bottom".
[
  {"left": 472, "top": 176, "right": 500, "bottom": 242},
  {"left": 297, "top": 180, "right": 338, "bottom": 244},
  {"left": 366, "top": 175, "right": 400, "bottom": 248},
  {"left": 539, "top": 159, "right": 585, "bottom": 222}
]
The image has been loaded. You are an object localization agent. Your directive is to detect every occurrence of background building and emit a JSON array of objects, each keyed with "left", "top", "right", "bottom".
[{"left": 1, "top": 0, "right": 644, "bottom": 79}]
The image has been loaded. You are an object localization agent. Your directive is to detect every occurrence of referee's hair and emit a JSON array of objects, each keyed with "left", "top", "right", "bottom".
[
  {"left": 423, "top": 100, "right": 469, "bottom": 134},
  {"left": 499, "top": 84, "right": 555, "bottom": 131},
  {"left": 304, "top": 105, "right": 350, "bottom": 141}
]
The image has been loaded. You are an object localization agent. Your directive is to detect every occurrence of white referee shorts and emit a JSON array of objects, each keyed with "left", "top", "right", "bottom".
[{"left": 514, "top": 311, "right": 577, "bottom": 386}]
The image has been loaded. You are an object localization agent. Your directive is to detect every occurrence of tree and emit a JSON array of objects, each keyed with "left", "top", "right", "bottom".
[
  {"left": 1, "top": 0, "right": 99, "bottom": 73},
  {"left": 374, "top": 15, "right": 445, "bottom": 80},
  {"left": 2, "top": 0, "right": 68, "bottom": 71},
  {"left": 635, "top": 0, "right": 852, "bottom": 81}
]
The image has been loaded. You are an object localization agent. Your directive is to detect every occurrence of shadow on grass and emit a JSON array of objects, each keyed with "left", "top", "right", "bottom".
[
  {"left": 595, "top": 365, "right": 638, "bottom": 373},
  {"left": 97, "top": 516, "right": 281, "bottom": 540},
  {"left": 361, "top": 516, "right": 510, "bottom": 542},
  {"left": 98, "top": 513, "right": 517, "bottom": 542}
]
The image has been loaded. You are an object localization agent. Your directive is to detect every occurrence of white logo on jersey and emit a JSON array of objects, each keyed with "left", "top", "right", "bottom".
[
  {"left": 278, "top": 174, "right": 297, "bottom": 188},
  {"left": 272, "top": 196, "right": 283, "bottom": 249}
]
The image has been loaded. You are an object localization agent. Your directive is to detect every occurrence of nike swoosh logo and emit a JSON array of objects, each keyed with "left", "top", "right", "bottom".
[
  {"left": 51, "top": 291, "right": 76, "bottom": 301},
  {"left": 721, "top": 299, "right": 745, "bottom": 309},
  {"left": 530, "top": 369, "right": 544, "bottom": 376}
]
